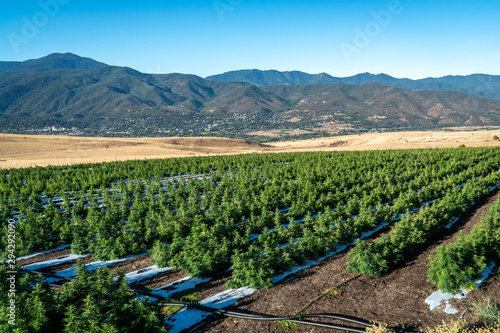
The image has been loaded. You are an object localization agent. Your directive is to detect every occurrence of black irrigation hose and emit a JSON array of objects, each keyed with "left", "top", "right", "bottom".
[
  {"left": 155, "top": 302, "right": 370, "bottom": 332},
  {"left": 194, "top": 310, "right": 371, "bottom": 332},
  {"left": 156, "top": 300, "right": 372, "bottom": 332},
  {"left": 21, "top": 268, "right": 377, "bottom": 332}
]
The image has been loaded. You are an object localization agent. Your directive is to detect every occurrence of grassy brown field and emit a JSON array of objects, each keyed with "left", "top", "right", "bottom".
[{"left": 1, "top": 129, "right": 500, "bottom": 169}]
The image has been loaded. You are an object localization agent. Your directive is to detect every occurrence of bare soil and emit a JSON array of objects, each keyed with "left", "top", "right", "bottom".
[
  {"left": 106, "top": 254, "right": 153, "bottom": 274},
  {"left": 17, "top": 248, "right": 72, "bottom": 266},
  {"left": 37, "top": 254, "right": 94, "bottom": 274}
]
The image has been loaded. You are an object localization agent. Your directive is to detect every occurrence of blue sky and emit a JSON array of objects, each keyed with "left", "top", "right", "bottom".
[{"left": 0, "top": 0, "right": 499, "bottom": 79}]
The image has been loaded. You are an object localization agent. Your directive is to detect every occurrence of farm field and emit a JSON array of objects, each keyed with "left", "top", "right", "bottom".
[
  {"left": 200, "top": 188, "right": 500, "bottom": 333},
  {"left": 1, "top": 129, "right": 500, "bottom": 169},
  {"left": 2, "top": 144, "right": 500, "bottom": 332}
]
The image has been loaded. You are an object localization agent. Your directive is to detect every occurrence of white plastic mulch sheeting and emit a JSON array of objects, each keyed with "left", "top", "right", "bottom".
[
  {"left": 55, "top": 253, "right": 147, "bottom": 278},
  {"left": 165, "top": 286, "right": 257, "bottom": 333},
  {"left": 124, "top": 265, "right": 173, "bottom": 284},
  {"left": 21, "top": 253, "right": 90, "bottom": 271},
  {"left": 135, "top": 276, "right": 213, "bottom": 303},
  {"left": 152, "top": 276, "right": 212, "bottom": 299},
  {"left": 425, "top": 261, "right": 496, "bottom": 314}
]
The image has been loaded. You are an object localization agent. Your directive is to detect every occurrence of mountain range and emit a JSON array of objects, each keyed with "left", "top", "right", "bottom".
[
  {"left": 1, "top": 53, "right": 500, "bottom": 139},
  {"left": 207, "top": 69, "right": 500, "bottom": 101}
]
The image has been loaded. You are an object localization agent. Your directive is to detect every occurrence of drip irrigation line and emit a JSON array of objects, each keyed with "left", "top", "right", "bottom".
[
  {"left": 459, "top": 308, "right": 468, "bottom": 320},
  {"left": 21, "top": 268, "right": 377, "bottom": 332}
]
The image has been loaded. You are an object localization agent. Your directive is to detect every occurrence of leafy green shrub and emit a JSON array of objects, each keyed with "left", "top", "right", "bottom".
[
  {"left": 227, "top": 248, "right": 274, "bottom": 289},
  {"left": 0, "top": 262, "right": 168, "bottom": 333},
  {"left": 428, "top": 196, "right": 500, "bottom": 293},
  {"left": 427, "top": 234, "right": 487, "bottom": 293},
  {"left": 346, "top": 239, "right": 388, "bottom": 278}
]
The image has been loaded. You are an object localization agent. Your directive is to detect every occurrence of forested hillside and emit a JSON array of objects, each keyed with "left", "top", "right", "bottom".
[{"left": 2, "top": 54, "right": 500, "bottom": 139}]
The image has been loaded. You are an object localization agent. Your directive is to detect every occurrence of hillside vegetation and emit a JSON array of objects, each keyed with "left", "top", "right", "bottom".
[
  {"left": 2, "top": 54, "right": 500, "bottom": 138},
  {"left": 207, "top": 69, "right": 500, "bottom": 101}
]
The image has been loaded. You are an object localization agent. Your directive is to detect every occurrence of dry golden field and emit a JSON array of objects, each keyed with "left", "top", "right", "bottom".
[{"left": 1, "top": 130, "right": 500, "bottom": 169}]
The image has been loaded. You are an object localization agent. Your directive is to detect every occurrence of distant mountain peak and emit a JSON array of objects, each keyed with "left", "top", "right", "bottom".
[
  {"left": 42, "top": 52, "right": 85, "bottom": 59},
  {"left": 0, "top": 52, "right": 109, "bottom": 73}
]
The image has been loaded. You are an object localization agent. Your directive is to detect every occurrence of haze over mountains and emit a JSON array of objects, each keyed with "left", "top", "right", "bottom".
[{"left": 1, "top": 53, "right": 500, "bottom": 139}]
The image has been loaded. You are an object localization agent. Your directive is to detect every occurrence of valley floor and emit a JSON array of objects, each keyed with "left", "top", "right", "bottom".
[{"left": 2, "top": 129, "right": 500, "bottom": 169}]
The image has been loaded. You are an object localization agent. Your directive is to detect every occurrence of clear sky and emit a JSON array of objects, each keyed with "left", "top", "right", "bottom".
[{"left": 0, "top": 0, "right": 499, "bottom": 79}]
